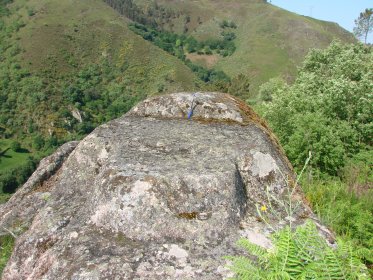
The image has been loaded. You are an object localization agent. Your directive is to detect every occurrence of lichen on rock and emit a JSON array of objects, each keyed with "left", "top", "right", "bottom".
[{"left": 0, "top": 92, "right": 322, "bottom": 279}]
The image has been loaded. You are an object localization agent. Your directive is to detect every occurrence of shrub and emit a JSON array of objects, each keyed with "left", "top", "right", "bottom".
[
  {"left": 10, "top": 141, "right": 20, "bottom": 152},
  {"left": 262, "top": 42, "right": 372, "bottom": 175},
  {"left": 32, "top": 134, "right": 44, "bottom": 150}
]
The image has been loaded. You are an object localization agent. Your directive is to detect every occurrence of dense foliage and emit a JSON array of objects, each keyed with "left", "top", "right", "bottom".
[
  {"left": 127, "top": 21, "right": 242, "bottom": 90},
  {"left": 0, "top": 52, "right": 147, "bottom": 138},
  {"left": 0, "top": 0, "right": 198, "bottom": 141},
  {"left": 128, "top": 22, "right": 235, "bottom": 82},
  {"left": 257, "top": 41, "right": 373, "bottom": 276},
  {"left": 227, "top": 221, "right": 370, "bottom": 280},
  {"left": 220, "top": 19, "right": 237, "bottom": 29},
  {"left": 129, "top": 22, "right": 236, "bottom": 58},
  {"left": 104, "top": 0, "right": 189, "bottom": 30},
  {"left": 261, "top": 42, "right": 372, "bottom": 175}
]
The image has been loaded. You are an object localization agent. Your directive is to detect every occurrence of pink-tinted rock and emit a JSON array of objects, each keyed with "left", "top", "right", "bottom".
[{"left": 0, "top": 92, "right": 324, "bottom": 280}]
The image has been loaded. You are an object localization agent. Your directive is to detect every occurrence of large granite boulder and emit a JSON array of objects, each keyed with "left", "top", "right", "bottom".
[{"left": 0, "top": 92, "right": 328, "bottom": 279}]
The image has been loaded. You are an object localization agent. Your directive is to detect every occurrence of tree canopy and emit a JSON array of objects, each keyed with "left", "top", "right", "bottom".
[
  {"left": 261, "top": 41, "right": 372, "bottom": 175},
  {"left": 353, "top": 8, "right": 373, "bottom": 44}
]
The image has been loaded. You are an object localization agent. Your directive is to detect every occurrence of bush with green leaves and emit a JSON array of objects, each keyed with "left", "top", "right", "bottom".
[
  {"left": 226, "top": 220, "right": 370, "bottom": 280},
  {"left": 261, "top": 41, "right": 372, "bottom": 175},
  {"left": 10, "top": 141, "right": 21, "bottom": 152}
]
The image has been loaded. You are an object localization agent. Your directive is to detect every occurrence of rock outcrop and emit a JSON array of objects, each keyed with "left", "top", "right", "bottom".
[{"left": 0, "top": 92, "right": 326, "bottom": 279}]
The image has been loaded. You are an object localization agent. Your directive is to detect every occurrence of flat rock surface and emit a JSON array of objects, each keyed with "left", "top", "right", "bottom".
[{"left": 0, "top": 92, "right": 319, "bottom": 280}]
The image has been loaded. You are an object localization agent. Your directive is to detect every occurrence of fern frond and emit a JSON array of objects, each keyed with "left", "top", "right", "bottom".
[
  {"left": 226, "top": 220, "right": 370, "bottom": 280},
  {"left": 314, "top": 248, "right": 346, "bottom": 280},
  {"left": 237, "top": 238, "right": 268, "bottom": 264},
  {"left": 267, "top": 271, "right": 291, "bottom": 280},
  {"left": 272, "top": 226, "right": 304, "bottom": 277},
  {"left": 294, "top": 221, "right": 327, "bottom": 263},
  {"left": 355, "top": 246, "right": 373, "bottom": 262},
  {"left": 334, "top": 239, "right": 370, "bottom": 280},
  {"left": 298, "top": 265, "right": 319, "bottom": 280},
  {"left": 225, "top": 256, "right": 263, "bottom": 280}
]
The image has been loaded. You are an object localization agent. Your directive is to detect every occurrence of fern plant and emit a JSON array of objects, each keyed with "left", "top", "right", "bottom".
[{"left": 226, "top": 221, "right": 370, "bottom": 280}]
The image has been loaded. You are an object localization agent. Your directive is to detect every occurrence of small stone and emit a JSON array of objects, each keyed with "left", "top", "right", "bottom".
[{"left": 168, "top": 244, "right": 189, "bottom": 260}]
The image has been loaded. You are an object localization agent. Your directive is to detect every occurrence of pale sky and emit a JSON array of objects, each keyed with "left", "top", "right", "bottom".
[{"left": 271, "top": 0, "right": 373, "bottom": 43}]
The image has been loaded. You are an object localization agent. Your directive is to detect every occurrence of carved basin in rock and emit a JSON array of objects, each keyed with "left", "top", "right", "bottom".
[{"left": 0, "top": 92, "right": 325, "bottom": 280}]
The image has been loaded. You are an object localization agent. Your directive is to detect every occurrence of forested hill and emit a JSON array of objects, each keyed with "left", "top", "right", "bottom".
[
  {"left": 105, "top": 0, "right": 355, "bottom": 96},
  {"left": 0, "top": 0, "right": 355, "bottom": 143},
  {"left": 0, "top": 0, "right": 200, "bottom": 142}
]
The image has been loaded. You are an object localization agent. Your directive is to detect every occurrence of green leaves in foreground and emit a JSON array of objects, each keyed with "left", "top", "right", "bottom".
[{"left": 226, "top": 221, "right": 370, "bottom": 280}]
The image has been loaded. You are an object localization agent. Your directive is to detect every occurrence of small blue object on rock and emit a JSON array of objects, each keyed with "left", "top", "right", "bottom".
[
  {"left": 187, "top": 94, "right": 197, "bottom": 119},
  {"left": 187, "top": 109, "right": 194, "bottom": 119}
]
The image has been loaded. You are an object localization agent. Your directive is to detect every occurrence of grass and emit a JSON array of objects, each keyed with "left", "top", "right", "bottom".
[
  {"left": 186, "top": 53, "right": 219, "bottom": 68},
  {"left": 303, "top": 178, "right": 373, "bottom": 242},
  {"left": 0, "top": 139, "right": 34, "bottom": 203},
  {"left": 302, "top": 178, "right": 373, "bottom": 273},
  {"left": 13, "top": 0, "right": 199, "bottom": 88},
  {"left": 0, "top": 139, "right": 31, "bottom": 173},
  {"left": 0, "top": 235, "right": 15, "bottom": 276}
]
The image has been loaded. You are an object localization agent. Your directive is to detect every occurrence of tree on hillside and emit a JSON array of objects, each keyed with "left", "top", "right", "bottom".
[
  {"left": 261, "top": 41, "right": 372, "bottom": 175},
  {"left": 353, "top": 8, "right": 373, "bottom": 44}
]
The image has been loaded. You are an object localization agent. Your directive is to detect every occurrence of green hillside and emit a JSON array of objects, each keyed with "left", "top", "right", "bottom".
[
  {"left": 0, "top": 0, "right": 356, "bottom": 141},
  {"left": 0, "top": 0, "right": 200, "bottom": 141},
  {"left": 129, "top": 0, "right": 355, "bottom": 97},
  {"left": 0, "top": 0, "right": 203, "bottom": 194}
]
